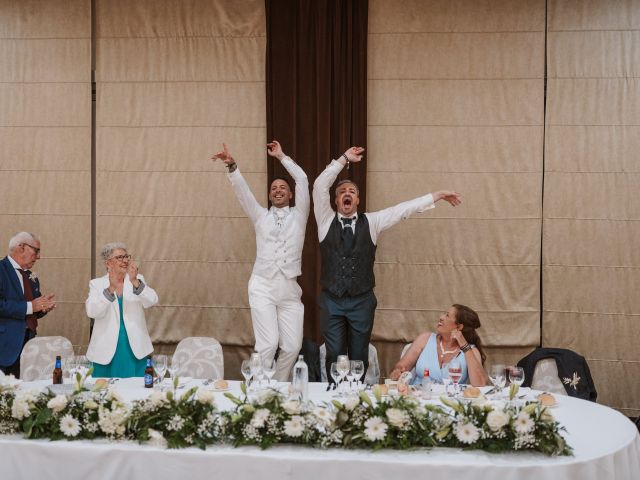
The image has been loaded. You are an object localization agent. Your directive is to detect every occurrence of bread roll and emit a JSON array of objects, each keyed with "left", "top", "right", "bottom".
[
  {"left": 213, "top": 379, "right": 228, "bottom": 390},
  {"left": 538, "top": 392, "right": 556, "bottom": 406},
  {"left": 463, "top": 386, "right": 481, "bottom": 398}
]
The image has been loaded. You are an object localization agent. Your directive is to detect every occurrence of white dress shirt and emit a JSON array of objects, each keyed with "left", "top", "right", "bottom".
[
  {"left": 8, "top": 255, "right": 33, "bottom": 315},
  {"left": 313, "top": 159, "right": 435, "bottom": 244},
  {"left": 228, "top": 156, "right": 310, "bottom": 279}
]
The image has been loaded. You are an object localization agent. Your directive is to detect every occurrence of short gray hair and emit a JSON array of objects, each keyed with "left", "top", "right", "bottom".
[
  {"left": 8, "top": 232, "right": 39, "bottom": 253},
  {"left": 100, "top": 242, "right": 128, "bottom": 262},
  {"left": 334, "top": 179, "right": 359, "bottom": 196}
]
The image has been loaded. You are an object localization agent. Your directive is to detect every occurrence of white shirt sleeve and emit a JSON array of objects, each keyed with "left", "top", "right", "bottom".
[
  {"left": 366, "top": 194, "right": 435, "bottom": 245},
  {"left": 227, "top": 166, "right": 268, "bottom": 226},
  {"left": 281, "top": 156, "right": 310, "bottom": 220},
  {"left": 313, "top": 159, "right": 343, "bottom": 241}
]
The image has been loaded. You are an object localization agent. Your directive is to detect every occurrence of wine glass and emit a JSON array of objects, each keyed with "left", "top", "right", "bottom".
[
  {"left": 330, "top": 362, "right": 341, "bottom": 397},
  {"left": 167, "top": 356, "right": 181, "bottom": 383},
  {"left": 249, "top": 353, "right": 263, "bottom": 390},
  {"left": 263, "top": 358, "right": 277, "bottom": 386},
  {"left": 448, "top": 361, "right": 463, "bottom": 396},
  {"left": 76, "top": 355, "right": 90, "bottom": 378},
  {"left": 489, "top": 364, "right": 506, "bottom": 397},
  {"left": 240, "top": 359, "right": 252, "bottom": 389},
  {"left": 509, "top": 366, "right": 525, "bottom": 387},
  {"left": 351, "top": 360, "right": 365, "bottom": 390},
  {"left": 336, "top": 355, "right": 350, "bottom": 394},
  {"left": 153, "top": 354, "right": 168, "bottom": 384},
  {"left": 441, "top": 362, "right": 452, "bottom": 396}
]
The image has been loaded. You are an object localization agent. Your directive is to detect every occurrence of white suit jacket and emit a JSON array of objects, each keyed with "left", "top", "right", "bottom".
[{"left": 85, "top": 274, "right": 158, "bottom": 365}]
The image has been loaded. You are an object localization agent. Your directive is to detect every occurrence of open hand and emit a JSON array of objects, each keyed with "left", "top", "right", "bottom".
[{"left": 211, "top": 143, "right": 235, "bottom": 166}]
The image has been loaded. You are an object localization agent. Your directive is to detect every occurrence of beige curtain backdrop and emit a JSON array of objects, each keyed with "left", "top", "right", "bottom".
[
  {"left": 545, "top": 0, "right": 640, "bottom": 415},
  {"left": 95, "top": 0, "right": 266, "bottom": 377},
  {"left": 367, "top": 0, "right": 545, "bottom": 375},
  {"left": 0, "top": 0, "right": 92, "bottom": 342}
]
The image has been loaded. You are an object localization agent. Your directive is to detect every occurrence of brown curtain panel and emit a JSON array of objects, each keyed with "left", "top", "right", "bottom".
[{"left": 265, "top": 0, "right": 368, "bottom": 341}]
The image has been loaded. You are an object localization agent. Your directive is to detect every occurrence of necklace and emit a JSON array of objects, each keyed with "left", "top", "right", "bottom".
[{"left": 439, "top": 337, "right": 459, "bottom": 357}]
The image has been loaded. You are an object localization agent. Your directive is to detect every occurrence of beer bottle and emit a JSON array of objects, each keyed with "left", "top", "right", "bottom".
[
  {"left": 52, "top": 355, "right": 63, "bottom": 384},
  {"left": 144, "top": 357, "right": 154, "bottom": 388}
]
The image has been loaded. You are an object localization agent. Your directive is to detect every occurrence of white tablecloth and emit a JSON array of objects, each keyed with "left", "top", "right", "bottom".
[{"left": 1, "top": 379, "right": 638, "bottom": 480}]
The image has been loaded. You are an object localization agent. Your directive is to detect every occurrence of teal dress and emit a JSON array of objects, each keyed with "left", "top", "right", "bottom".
[{"left": 92, "top": 295, "right": 147, "bottom": 377}]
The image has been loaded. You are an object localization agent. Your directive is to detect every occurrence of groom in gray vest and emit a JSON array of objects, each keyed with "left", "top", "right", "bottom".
[{"left": 313, "top": 147, "right": 461, "bottom": 381}]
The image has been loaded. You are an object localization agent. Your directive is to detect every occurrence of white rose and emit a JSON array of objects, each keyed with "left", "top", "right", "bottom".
[
  {"left": 47, "top": 394, "right": 68, "bottom": 413},
  {"left": 197, "top": 389, "right": 215, "bottom": 406},
  {"left": 147, "top": 428, "right": 168, "bottom": 448},
  {"left": 385, "top": 408, "right": 409, "bottom": 428},
  {"left": 344, "top": 395, "right": 360, "bottom": 411},
  {"left": 11, "top": 398, "right": 31, "bottom": 420},
  {"left": 486, "top": 410, "right": 509, "bottom": 430},
  {"left": 282, "top": 399, "right": 301, "bottom": 415}
]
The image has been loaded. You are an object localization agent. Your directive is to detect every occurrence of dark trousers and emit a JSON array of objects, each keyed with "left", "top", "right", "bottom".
[
  {"left": 319, "top": 289, "right": 377, "bottom": 383},
  {"left": 0, "top": 329, "right": 36, "bottom": 378}
]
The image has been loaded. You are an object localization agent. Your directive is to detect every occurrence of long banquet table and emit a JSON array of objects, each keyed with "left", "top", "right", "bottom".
[{"left": 1, "top": 378, "right": 638, "bottom": 480}]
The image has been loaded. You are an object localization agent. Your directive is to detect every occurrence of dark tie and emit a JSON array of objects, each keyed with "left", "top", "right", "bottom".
[
  {"left": 341, "top": 217, "right": 355, "bottom": 251},
  {"left": 18, "top": 269, "right": 38, "bottom": 331}
]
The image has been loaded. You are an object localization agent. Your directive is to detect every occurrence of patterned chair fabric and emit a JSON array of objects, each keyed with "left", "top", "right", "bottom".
[
  {"left": 319, "top": 343, "right": 380, "bottom": 385},
  {"left": 20, "top": 336, "right": 73, "bottom": 381},
  {"left": 530, "top": 359, "right": 567, "bottom": 396},
  {"left": 172, "top": 337, "right": 224, "bottom": 379}
]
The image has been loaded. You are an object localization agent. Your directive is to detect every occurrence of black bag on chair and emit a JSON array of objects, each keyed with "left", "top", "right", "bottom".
[{"left": 517, "top": 347, "right": 598, "bottom": 402}]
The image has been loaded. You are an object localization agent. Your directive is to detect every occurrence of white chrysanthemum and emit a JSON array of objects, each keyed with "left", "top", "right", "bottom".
[
  {"left": 455, "top": 422, "right": 480, "bottom": 444},
  {"left": 148, "top": 390, "right": 169, "bottom": 407},
  {"left": 167, "top": 414, "right": 185, "bottom": 431},
  {"left": 486, "top": 410, "right": 509, "bottom": 430},
  {"left": 59, "top": 414, "right": 81, "bottom": 437},
  {"left": 313, "top": 407, "right": 335, "bottom": 426},
  {"left": 283, "top": 415, "right": 305, "bottom": 437},
  {"left": 147, "top": 428, "right": 167, "bottom": 448},
  {"left": 197, "top": 389, "right": 215, "bottom": 406},
  {"left": 344, "top": 395, "right": 360, "bottom": 411},
  {"left": 385, "top": 408, "right": 409, "bottom": 428},
  {"left": 363, "top": 417, "right": 388, "bottom": 441},
  {"left": 11, "top": 398, "right": 31, "bottom": 420},
  {"left": 250, "top": 408, "right": 271, "bottom": 428},
  {"left": 282, "top": 399, "right": 301, "bottom": 415},
  {"left": 47, "top": 394, "right": 68, "bottom": 413},
  {"left": 98, "top": 406, "right": 128, "bottom": 437},
  {"left": 515, "top": 412, "right": 535, "bottom": 434},
  {"left": 0, "top": 372, "right": 21, "bottom": 391}
]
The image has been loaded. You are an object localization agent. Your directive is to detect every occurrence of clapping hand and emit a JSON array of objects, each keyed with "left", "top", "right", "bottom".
[
  {"left": 127, "top": 261, "right": 140, "bottom": 288},
  {"left": 33, "top": 294, "right": 56, "bottom": 313}
]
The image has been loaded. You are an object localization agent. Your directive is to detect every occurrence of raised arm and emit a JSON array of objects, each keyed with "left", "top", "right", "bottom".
[
  {"left": 313, "top": 146, "right": 365, "bottom": 240},
  {"left": 267, "top": 140, "right": 309, "bottom": 219},
  {"left": 212, "top": 143, "right": 266, "bottom": 224}
]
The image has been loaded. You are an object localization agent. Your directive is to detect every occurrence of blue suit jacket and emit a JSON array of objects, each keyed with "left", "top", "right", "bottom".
[{"left": 0, "top": 256, "right": 44, "bottom": 366}]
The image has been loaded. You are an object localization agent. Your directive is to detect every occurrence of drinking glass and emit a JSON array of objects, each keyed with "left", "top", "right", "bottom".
[
  {"left": 336, "top": 355, "right": 350, "bottom": 394},
  {"left": 441, "top": 362, "right": 452, "bottom": 396},
  {"left": 351, "top": 360, "right": 365, "bottom": 390},
  {"left": 330, "top": 362, "right": 341, "bottom": 397},
  {"left": 509, "top": 366, "right": 525, "bottom": 387},
  {"left": 241, "top": 360, "right": 252, "bottom": 389},
  {"left": 168, "top": 356, "right": 181, "bottom": 382},
  {"left": 448, "top": 361, "right": 463, "bottom": 396},
  {"left": 263, "top": 358, "right": 277, "bottom": 386},
  {"left": 249, "top": 353, "right": 263, "bottom": 390},
  {"left": 489, "top": 364, "right": 506, "bottom": 397},
  {"left": 153, "top": 354, "right": 168, "bottom": 384},
  {"left": 76, "top": 355, "right": 90, "bottom": 378}
]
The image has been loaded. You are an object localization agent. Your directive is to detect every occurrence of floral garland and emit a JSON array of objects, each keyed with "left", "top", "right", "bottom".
[{"left": 0, "top": 374, "right": 572, "bottom": 456}]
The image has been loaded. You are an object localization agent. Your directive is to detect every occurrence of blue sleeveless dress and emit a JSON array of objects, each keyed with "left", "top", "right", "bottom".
[
  {"left": 92, "top": 295, "right": 146, "bottom": 378},
  {"left": 411, "top": 334, "right": 468, "bottom": 385}
]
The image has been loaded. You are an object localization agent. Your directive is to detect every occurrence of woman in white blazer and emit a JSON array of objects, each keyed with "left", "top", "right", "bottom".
[{"left": 85, "top": 242, "right": 158, "bottom": 377}]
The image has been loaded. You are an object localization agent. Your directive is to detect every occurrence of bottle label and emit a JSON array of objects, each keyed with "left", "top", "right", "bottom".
[{"left": 144, "top": 373, "right": 153, "bottom": 387}]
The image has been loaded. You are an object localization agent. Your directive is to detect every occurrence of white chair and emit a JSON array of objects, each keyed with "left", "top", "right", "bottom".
[
  {"left": 530, "top": 359, "right": 567, "bottom": 396},
  {"left": 20, "top": 336, "right": 73, "bottom": 381},
  {"left": 319, "top": 343, "right": 380, "bottom": 385},
  {"left": 172, "top": 337, "right": 224, "bottom": 379}
]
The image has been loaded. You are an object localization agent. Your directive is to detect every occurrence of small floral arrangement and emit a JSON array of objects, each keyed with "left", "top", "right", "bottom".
[
  {"left": 28, "top": 271, "right": 38, "bottom": 281},
  {"left": 0, "top": 373, "right": 571, "bottom": 456}
]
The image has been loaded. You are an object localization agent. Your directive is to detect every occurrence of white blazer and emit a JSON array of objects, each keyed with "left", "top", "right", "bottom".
[{"left": 85, "top": 274, "right": 158, "bottom": 365}]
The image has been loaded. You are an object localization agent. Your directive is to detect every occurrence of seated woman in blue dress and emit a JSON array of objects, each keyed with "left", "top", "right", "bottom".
[
  {"left": 389, "top": 304, "right": 488, "bottom": 386},
  {"left": 85, "top": 242, "right": 158, "bottom": 377}
]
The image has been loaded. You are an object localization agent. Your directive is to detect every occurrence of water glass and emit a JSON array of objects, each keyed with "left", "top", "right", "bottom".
[
  {"left": 263, "top": 358, "right": 277, "bottom": 386},
  {"left": 153, "top": 354, "right": 168, "bottom": 384},
  {"left": 509, "top": 366, "right": 525, "bottom": 387},
  {"left": 330, "top": 362, "right": 341, "bottom": 397},
  {"left": 249, "top": 352, "right": 263, "bottom": 389},
  {"left": 336, "top": 355, "right": 350, "bottom": 394},
  {"left": 241, "top": 359, "right": 252, "bottom": 389},
  {"left": 351, "top": 360, "right": 365, "bottom": 390},
  {"left": 167, "top": 356, "right": 181, "bottom": 382},
  {"left": 489, "top": 364, "right": 506, "bottom": 397}
]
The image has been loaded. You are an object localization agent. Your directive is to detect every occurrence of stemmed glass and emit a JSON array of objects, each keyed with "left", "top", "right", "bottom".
[
  {"left": 167, "top": 356, "right": 181, "bottom": 383},
  {"left": 263, "top": 358, "right": 277, "bottom": 387},
  {"left": 153, "top": 354, "right": 168, "bottom": 384},
  {"left": 351, "top": 360, "right": 365, "bottom": 391},
  {"left": 249, "top": 353, "right": 263, "bottom": 390},
  {"left": 489, "top": 364, "right": 506, "bottom": 397},
  {"left": 509, "top": 366, "right": 525, "bottom": 388},
  {"left": 241, "top": 360, "right": 252, "bottom": 389},
  {"left": 448, "top": 361, "right": 463, "bottom": 396},
  {"left": 441, "top": 362, "right": 452, "bottom": 396},
  {"left": 330, "top": 363, "right": 341, "bottom": 397},
  {"left": 336, "top": 355, "right": 350, "bottom": 395},
  {"left": 76, "top": 355, "right": 91, "bottom": 379}
]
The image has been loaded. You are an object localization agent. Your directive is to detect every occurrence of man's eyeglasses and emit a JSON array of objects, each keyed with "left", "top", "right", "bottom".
[
  {"left": 22, "top": 243, "right": 41, "bottom": 255},
  {"left": 109, "top": 254, "right": 132, "bottom": 262}
]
